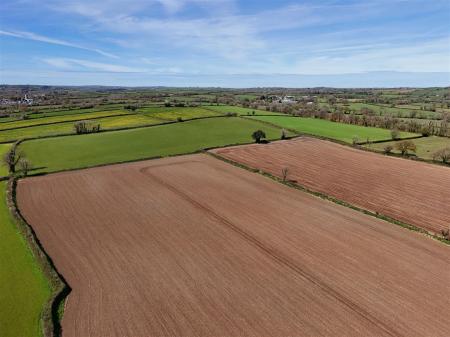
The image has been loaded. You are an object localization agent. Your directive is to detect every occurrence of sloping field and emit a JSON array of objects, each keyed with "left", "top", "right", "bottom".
[
  {"left": 367, "top": 136, "right": 450, "bottom": 160},
  {"left": 0, "top": 114, "right": 162, "bottom": 143},
  {"left": 205, "top": 105, "right": 284, "bottom": 115},
  {"left": 211, "top": 137, "right": 450, "bottom": 234},
  {"left": 17, "top": 154, "right": 450, "bottom": 337},
  {"left": 0, "top": 110, "right": 129, "bottom": 130},
  {"left": 248, "top": 116, "right": 418, "bottom": 143},
  {"left": 19, "top": 117, "right": 287, "bottom": 174},
  {"left": 140, "top": 106, "right": 221, "bottom": 120}
]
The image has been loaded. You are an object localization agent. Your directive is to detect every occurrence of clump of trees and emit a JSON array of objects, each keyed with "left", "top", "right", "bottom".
[
  {"left": 395, "top": 140, "right": 417, "bottom": 156},
  {"left": 124, "top": 105, "right": 138, "bottom": 111},
  {"left": 432, "top": 148, "right": 450, "bottom": 164},
  {"left": 252, "top": 130, "right": 266, "bottom": 143},
  {"left": 74, "top": 121, "right": 101, "bottom": 134}
]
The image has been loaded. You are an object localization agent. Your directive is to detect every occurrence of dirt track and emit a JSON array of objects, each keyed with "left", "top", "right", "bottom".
[
  {"left": 18, "top": 154, "right": 450, "bottom": 337},
  {"left": 211, "top": 137, "right": 450, "bottom": 234}
]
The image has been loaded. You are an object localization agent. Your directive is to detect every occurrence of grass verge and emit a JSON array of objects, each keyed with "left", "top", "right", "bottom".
[
  {"left": 0, "top": 179, "right": 50, "bottom": 337},
  {"left": 4, "top": 177, "right": 70, "bottom": 337}
]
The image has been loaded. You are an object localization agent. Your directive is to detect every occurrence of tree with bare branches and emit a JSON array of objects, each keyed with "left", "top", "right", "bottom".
[
  {"left": 2, "top": 148, "right": 22, "bottom": 174},
  {"left": 395, "top": 140, "right": 417, "bottom": 156},
  {"left": 281, "top": 167, "right": 289, "bottom": 182}
]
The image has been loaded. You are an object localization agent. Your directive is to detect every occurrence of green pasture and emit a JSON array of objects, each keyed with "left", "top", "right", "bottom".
[
  {"left": 204, "top": 105, "right": 283, "bottom": 116},
  {"left": 0, "top": 114, "right": 162, "bottom": 143},
  {"left": 345, "top": 103, "right": 440, "bottom": 119},
  {"left": 367, "top": 136, "right": 450, "bottom": 160},
  {"left": 140, "top": 106, "right": 221, "bottom": 120},
  {"left": 0, "top": 144, "right": 12, "bottom": 176},
  {"left": 20, "top": 117, "right": 290, "bottom": 174},
  {"left": 0, "top": 110, "right": 130, "bottom": 131},
  {"left": 0, "top": 181, "right": 51, "bottom": 337},
  {"left": 248, "top": 116, "right": 418, "bottom": 143}
]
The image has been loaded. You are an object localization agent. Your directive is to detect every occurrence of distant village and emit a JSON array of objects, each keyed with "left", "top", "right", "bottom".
[{"left": 0, "top": 94, "right": 35, "bottom": 106}]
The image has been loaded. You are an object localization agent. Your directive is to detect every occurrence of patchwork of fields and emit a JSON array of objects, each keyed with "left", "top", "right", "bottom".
[
  {"left": 0, "top": 107, "right": 225, "bottom": 143},
  {"left": 19, "top": 117, "right": 289, "bottom": 174},
  {"left": 212, "top": 137, "right": 450, "bottom": 234},
  {"left": 17, "top": 154, "right": 450, "bottom": 337},
  {"left": 367, "top": 136, "right": 450, "bottom": 160},
  {"left": 247, "top": 115, "right": 418, "bottom": 143},
  {"left": 2, "top": 102, "right": 449, "bottom": 337}
]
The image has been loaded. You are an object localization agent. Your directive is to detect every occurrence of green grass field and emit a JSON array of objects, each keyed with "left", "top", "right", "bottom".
[
  {"left": 248, "top": 116, "right": 418, "bottom": 143},
  {"left": 20, "top": 117, "right": 289, "bottom": 174},
  {"left": 204, "top": 105, "right": 284, "bottom": 116},
  {"left": 366, "top": 136, "right": 450, "bottom": 160},
  {"left": 0, "top": 115, "right": 163, "bottom": 143},
  {"left": 0, "top": 110, "right": 130, "bottom": 130},
  {"left": 0, "top": 144, "right": 12, "bottom": 176},
  {"left": 140, "top": 106, "right": 221, "bottom": 120},
  {"left": 0, "top": 181, "right": 51, "bottom": 337},
  {"left": 345, "top": 103, "right": 440, "bottom": 119}
]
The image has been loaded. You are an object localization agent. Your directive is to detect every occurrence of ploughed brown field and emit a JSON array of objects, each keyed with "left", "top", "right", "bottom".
[
  {"left": 18, "top": 154, "right": 449, "bottom": 337},
  {"left": 211, "top": 137, "right": 450, "bottom": 234}
]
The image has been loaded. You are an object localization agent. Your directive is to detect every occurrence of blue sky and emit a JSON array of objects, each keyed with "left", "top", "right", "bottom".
[{"left": 1, "top": 0, "right": 449, "bottom": 87}]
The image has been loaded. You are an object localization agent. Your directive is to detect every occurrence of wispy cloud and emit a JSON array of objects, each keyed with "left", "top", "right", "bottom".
[
  {"left": 0, "top": 29, "right": 118, "bottom": 58},
  {"left": 42, "top": 58, "right": 142, "bottom": 72}
]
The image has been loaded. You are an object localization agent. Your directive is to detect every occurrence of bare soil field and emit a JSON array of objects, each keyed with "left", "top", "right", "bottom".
[
  {"left": 211, "top": 137, "right": 450, "bottom": 234},
  {"left": 17, "top": 154, "right": 449, "bottom": 337}
]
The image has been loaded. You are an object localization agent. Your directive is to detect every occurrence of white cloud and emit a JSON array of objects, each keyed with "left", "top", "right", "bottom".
[
  {"left": 43, "top": 58, "right": 143, "bottom": 72},
  {"left": 0, "top": 29, "right": 118, "bottom": 58}
]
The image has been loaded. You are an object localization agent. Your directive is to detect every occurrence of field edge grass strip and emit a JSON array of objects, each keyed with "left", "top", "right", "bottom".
[
  {"left": 206, "top": 151, "right": 450, "bottom": 246},
  {"left": 6, "top": 175, "right": 71, "bottom": 337}
]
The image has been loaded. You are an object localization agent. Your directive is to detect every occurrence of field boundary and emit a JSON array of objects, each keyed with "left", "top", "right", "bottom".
[
  {"left": 243, "top": 116, "right": 450, "bottom": 167},
  {"left": 0, "top": 112, "right": 135, "bottom": 132},
  {"left": 4, "top": 140, "right": 70, "bottom": 337},
  {"left": 1, "top": 114, "right": 232, "bottom": 144},
  {"left": 6, "top": 176, "right": 70, "bottom": 337},
  {"left": 207, "top": 151, "right": 450, "bottom": 245},
  {"left": 20, "top": 126, "right": 288, "bottom": 177}
]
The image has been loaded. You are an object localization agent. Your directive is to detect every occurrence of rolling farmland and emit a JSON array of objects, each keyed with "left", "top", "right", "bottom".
[
  {"left": 247, "top": 116, "right": 418, "bottom": 143},
  {"left": 367, "top": 136, "right": 450, "bottom": 160},
  {"left": 19, "top": 117, "right": 289, "bottom": 174},
  {"left": 17, "top": 154, "right": 450, "bottom": 337},
  {"left": 211, "top": 137, "right": 450, "bottom": 234}
]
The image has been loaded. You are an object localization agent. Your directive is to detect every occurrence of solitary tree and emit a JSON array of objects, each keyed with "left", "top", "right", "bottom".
[
  {"left": 432, "top": 148, "right": 450, "bottom": 164},
  {"left": 17, "top": 158, "right": 31, "bottom": 176},
  {"left": 390, "top": 129, "right": 400, "bottom": 140},
  {"left": 2, "top": 148, "right": 22, "bottom": 174},
  {"left": 395, "top": 140, "right": 417, "bottom": 156},
  {"left": 252, "top": 130, "right": 266, "bottom": 143},
  {"left": 383, "top": 145, "right": 393, "bottom": 154},
  {"left": 281, "top": 167, "right": 289, "bottom": 182}
]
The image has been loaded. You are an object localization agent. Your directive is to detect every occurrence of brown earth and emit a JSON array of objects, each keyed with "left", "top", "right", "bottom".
[
  {"left": 18, "top": 154, "right": 450, "bottom": 337},
  {"left": 211, "top": 137, "right": 450, "bottom": 234}
]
